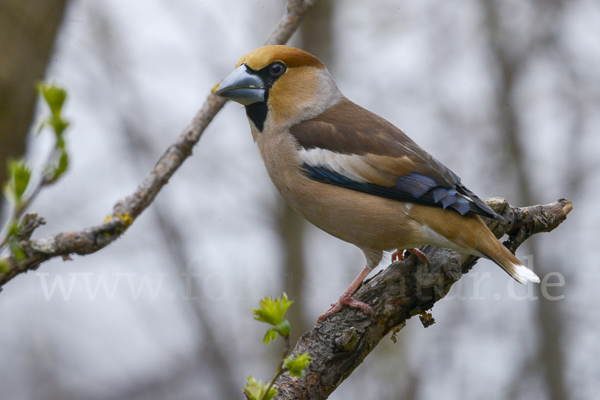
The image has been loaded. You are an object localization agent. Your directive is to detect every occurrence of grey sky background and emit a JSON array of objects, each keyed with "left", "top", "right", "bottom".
[{"left": 1, "top": 1, "right": 599, "bottom": 399}]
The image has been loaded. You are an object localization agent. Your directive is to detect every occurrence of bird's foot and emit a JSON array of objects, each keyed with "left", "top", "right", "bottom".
[
  {"left": 391, "top": 249, "right": 405, "bottom": 262},
  {"left": 391, "top": 248, "right": 431, "bottom": 266},
  {"left": 318, "top": 292, "right": 373, "bottom": 321}
]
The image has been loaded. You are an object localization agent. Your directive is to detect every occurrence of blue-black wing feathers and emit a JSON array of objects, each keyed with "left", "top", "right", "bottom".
[{"left": 292, "top": 99, "right": 503, "bottom": 221}]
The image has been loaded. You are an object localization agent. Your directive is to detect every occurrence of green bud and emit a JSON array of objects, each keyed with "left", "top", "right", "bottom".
[
  {"left": 45, "top": 147, "right": 69, "bottom": 184},
  {"left": 8, "top": 239, "right": 26, "bottom": 262},
  {"left": 263, "top": 328, "right": 277, "bottom": 345},
  {"left": 37, "top": 82, "right": 67, "bottom": 116},
  {"left": 0, "top": 259, "right": 10, "bottom": 274},
  {"left": 284, "top": 352, "right": 311, "bottom": 378},
  {"left": 243, "top": 376, "right": 277, "bottom": 400},
  {"left": 252, "top": 293, "right": 293, "bottom": 326},
  {"left": 49, "top": 115, "right": 70, "bottom": 138},
  {"left": 273, "top": 320, "right": 291, "bottom": 338},
  {"left": 4, "top": 159, "right": 31, "bottom": 205}
]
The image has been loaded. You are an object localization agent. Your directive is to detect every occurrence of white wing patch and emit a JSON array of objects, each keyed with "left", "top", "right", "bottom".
[{"left": 297, "top": 148, "right": 369, "bottom": 183}]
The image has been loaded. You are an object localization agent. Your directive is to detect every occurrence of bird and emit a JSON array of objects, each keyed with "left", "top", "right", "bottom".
[{"left": 215, "top": 45, "right": 540, "bottom": 321}]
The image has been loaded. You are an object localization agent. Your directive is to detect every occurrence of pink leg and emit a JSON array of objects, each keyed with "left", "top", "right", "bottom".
[
  {"left": 318, "top": 266, "right": 373, "bottom": 321},
  {"left": 391, "top": 248, "right": 430, "bottom": 266}
]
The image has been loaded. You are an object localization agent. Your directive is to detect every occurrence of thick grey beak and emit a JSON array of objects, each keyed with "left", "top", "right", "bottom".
[{"left": 215, "top": 65, "right": 266, "bottom": 105}]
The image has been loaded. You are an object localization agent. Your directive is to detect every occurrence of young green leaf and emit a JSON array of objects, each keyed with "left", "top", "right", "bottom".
[
  {"left": 4, "top": 159, "right": 31, "bottom": 205},
  {"left": 272, "top": 320, "right": 291, "bottom": 338},
  {"left": 37, "top": 83, "right": 67, "bottom": 117},
  {"left": 263, "top": 328, "right": 277, "bottom": 345},
  {"left": 243, "top": 376, "right": 277, "bottom": 400},
  {"left": 284, "top": 352, "right": 311, "bottom": 377},
  {"left": 7, "top": 220, "right": 20, "bottom": 237},
  {"left": 48, "top": 115, "right": 70, "bottom": 138},
  {"left": 0, "top": 259, "right": 10, "bottom": 274},
  {"left": 37, "top": 82, "right": 70, "bottom": 139},
  {"left": 8, "top": 239, "right": 26, "bottom": 262},
  {"left": 45, "top": 147, "right": 70, "bottom": 184},
  {"left": 252, "top": 293, "right": 293, "bottom": 326},
  {"left": 56, "top": 148, "right": 69, "bottom": 177}
]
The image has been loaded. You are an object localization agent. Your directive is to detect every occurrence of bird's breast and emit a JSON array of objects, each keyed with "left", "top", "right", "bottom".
[{"left": 255, "top": 130, "right": 427, "bottom": 251}]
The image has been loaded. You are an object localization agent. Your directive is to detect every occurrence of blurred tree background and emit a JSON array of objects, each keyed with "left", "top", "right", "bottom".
[
  {"left": 0, "top": 0, "right": 68, "bottom": 214},
  {"left": 1, "top": 0, "right": 598, "bottom": 399}
]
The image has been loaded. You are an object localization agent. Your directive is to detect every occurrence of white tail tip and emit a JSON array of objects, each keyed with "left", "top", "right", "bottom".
[{"left": 512, "top": 263, "right": 540, "bottom": 284}]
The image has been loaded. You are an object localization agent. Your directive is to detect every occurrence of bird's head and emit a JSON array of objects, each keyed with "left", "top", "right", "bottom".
[{"left": 215, "top": 45, "right": 342, "bottom": 135}]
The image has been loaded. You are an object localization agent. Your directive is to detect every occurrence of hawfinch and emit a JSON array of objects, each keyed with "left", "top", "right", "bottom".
[{"left": 216, "top": 45, "right": 539, "bottom": 320}]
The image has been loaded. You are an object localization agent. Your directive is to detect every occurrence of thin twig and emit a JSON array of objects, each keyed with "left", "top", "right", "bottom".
[
  {"left": 263, "top": 335, "right": 292, "bottom": 400},
  {"left": 0, "top": 151, "right": 55, "bottom": 250},
  {"left": 0, "top": 0, "right": 319, "bottom": 290}
]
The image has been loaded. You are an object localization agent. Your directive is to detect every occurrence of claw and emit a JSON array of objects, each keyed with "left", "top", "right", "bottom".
[
  {"left": 407, "top": 248, "right": 430, "bottom": 266},
  {"left": 391, "top": 248, "right": 430, "bottom": 266},
  {"left": 318, "top": 266, "right": 373, "bottom": 321},
  {"left": 391, "top": 249, "right": 404, "bottom": 262},
  {"left": 318, "top": 292, "right": 372, "bottom": 321}
]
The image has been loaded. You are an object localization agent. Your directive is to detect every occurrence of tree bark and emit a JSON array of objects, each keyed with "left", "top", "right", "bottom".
[
  {"left": 0, "top": 0, "right": 69, "bottom": 211},
  {"left": 273, "top": 198, "right": 573, "bottom": 400}
]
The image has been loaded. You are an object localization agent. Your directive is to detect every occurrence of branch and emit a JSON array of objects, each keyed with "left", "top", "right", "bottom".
[
  {"left": 0, "top": 0, "right": 319, "bottom": 290},
  {"left": 273, "top": 197, "right": 573, "bottom": 400}
]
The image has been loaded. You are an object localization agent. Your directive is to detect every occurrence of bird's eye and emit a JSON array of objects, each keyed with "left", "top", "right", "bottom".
[{"left": 269, "top": 62, "right": 286, "bottom": 77}]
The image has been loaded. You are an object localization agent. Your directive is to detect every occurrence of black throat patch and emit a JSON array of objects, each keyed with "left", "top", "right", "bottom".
[
  {"left": 245, "top": 101, "right": 268, "bottom": 132},
  {"left": 243, "top": 64, "right": 284, "bottom": 132}
]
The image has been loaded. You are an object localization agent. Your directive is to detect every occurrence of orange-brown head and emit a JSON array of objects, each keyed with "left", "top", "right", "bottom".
[
  {"left": 216, "top": 46, "right": 342, "bottom": 134},
  {"left": 235, "top": 45, "right": 324, "bottom": 70}
]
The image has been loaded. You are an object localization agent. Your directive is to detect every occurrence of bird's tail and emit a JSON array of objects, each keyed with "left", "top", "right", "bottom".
[
  {"left": 478, "top": 237, "right": 540, "bottom": 284},
  {"left": 409, "top": 204, "right": 540, "bottom": 284}
]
